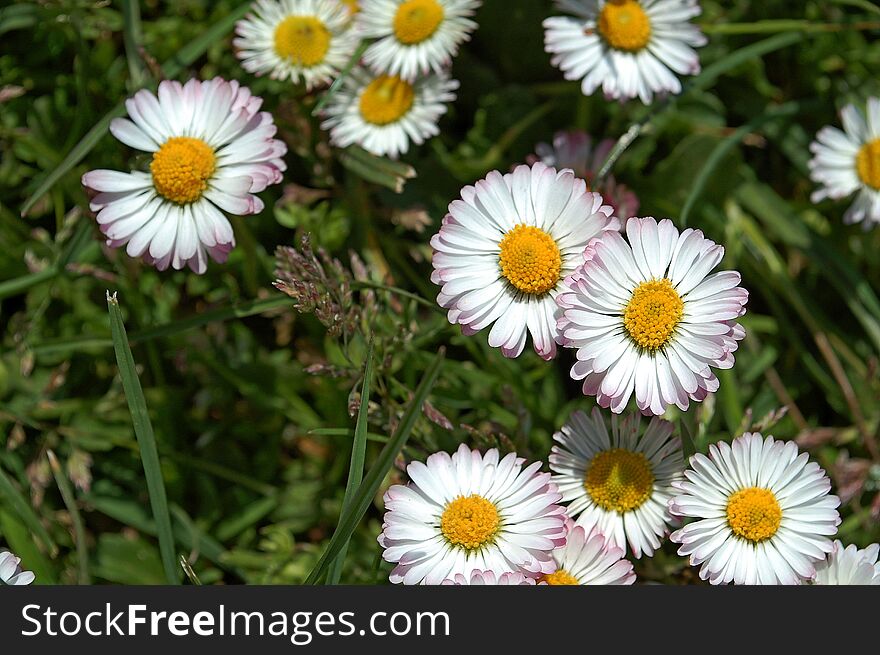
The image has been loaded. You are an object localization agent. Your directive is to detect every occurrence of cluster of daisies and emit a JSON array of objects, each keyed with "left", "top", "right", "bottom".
[
  {"left": 380, "top": 409, "right": 879, "bottom": 586},
  {"left": 236, "top": 0, "right": 478, "bottom": 158}
]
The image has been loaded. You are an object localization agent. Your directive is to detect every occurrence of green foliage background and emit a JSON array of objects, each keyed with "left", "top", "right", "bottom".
[{"left": 1, "top": 0, "right": 879, "bottom": 584}]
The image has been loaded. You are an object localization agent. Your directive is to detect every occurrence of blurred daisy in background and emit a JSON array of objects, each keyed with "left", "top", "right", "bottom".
[
  {"left": 809, "top": 97, "right": 880, "bottom": 229},
  {"left": 557, "top": 217, "right": 748, "bottom": 415},
  {"left": 234, "top": 0, "right": 360, "bottom": 89},
  {"left": 529, "top": 130, "right": 640, "bottom": 221},
  {"left": 0, "top": 550, "right": 35, "bottom": 586},
  {"left": 550, "top": 408, "right": 682, "bottom": 557},
  {"left": 441, "top": 570, "right": 537, "bottom": 585},
  {"left": 431, "top": 163, "right": 618, "bottom": 360},
  {"left": 544, "top": 0, "right": 706, "bottom": 104},
  {"left": 812, "top": 540, "right": 880, "bottom": 585},
  {"left": 670, "top": 433, "right": 841, "bottom": 585},
  {"left": 82, "top": 78, "right": 287, "bottom": 274},
  {"left": 378, "top": 444, "right": 567, "bottom": 585},
  {"left": 540, "top": 519, "right": 636, "bottom": 585},
  {"left": 357, "top": 0, "right": 481, "bottom": 80},
  {"left": 321, "top": 66, "right": 458, "bottom": 157}
]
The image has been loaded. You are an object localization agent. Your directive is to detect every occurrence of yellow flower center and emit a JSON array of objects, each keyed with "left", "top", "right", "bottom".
[
  {"left": 341, "top": 0, "right": 359, "bottom": 14},
  {"left": 541, "top": 569, "right": 580, "bottom": 585},
  {"left": 584, "top": 448, "right": 654, "bottom": 513},
  {"left": 273, "top": 15, "right": 331, "bottom": 66},
  {"left": 623, "top": 278, "right": 684, "bottom": 352},
  {"left": 150, "top": 137, "right": 216, "bottom": 205},
  {"left": 359, "top": 75, "right": 415, "bottom": 125},
  {"left": 393, "top": 0, "right": 445, "bottom": 45},
  {"left": 597, "top": 0, "right": 652, "bottom": 53},
  {"left": 440, "top": 494, "right": 500, "bottom": 550},
  {"left": 856, "top": 138, "right": 880, "bottom": 190},
  {"left": 498, "top": 224, "right": 562, "bottom": 295},
  {"left": 726, "top": 487, "right": 782, "bottom": 543}
]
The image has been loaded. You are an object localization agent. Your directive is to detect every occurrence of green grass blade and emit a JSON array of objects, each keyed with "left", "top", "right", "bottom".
[
  {"left": 120, "top": 0, "right": 147, "bottom": 86},
  {"left": 312, "top": 41, "right": 369, "bottom": 116},
  {"left": 107, "top": 291, "right": 178, "bottom": 584},
  {"left": 680, "top": 102, "right": 802, "bottom": 225},
  {"left": 305, "top": 347, "right": 445, "bottom": 585},
  {"left": 327, "top": 339, "right": 375, "bottom": 584},
  {"left": 47, "top": 450, "right": 90, "bottom": 584},
  {"left": 0, "top": 466, "right": 58, "bottom": 557},
  {"left": 20, "top": 3, "right": 251, "bottom": 216},
  {"left": 830, "top": 0, "right": 880, "bottom": 16}
]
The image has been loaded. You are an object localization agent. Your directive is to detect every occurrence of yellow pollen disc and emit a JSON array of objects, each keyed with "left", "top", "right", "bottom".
[
  {"left": 541, "top": 569, "right": 580, "bottom": 586},
  {"left": 726, "top": 487, "right": 782, "bottom": 543},
  {"left": 856, "top": 138, "right": 880, "bottom": 190},
  {"left": 440, "top": 494, "right": 500, "bottom": 550},
  {"left": 273, "top": 15, "right": 331, "bottom": 66},
  {"left": 623, "top": 278, "right": 684, "bottom": 352},
  {"left": 393, "top": 0, "right": 445, "bottom": 45},
  {"left": 597, "top": 0, "right": 652, "bottom": 53},
  {"left": 150, "top": 137, "right": 216, "bottom": 205},
  {"left": 584, "top": 448, "right": 654, "bottom": 513},
  {"left": 358, "top": 75, "right": 415, "bottom": 125},
  {"left": 341, "top": 0, "right": 359, "bottom": 14},
  {"left": 498, "top": 224, "right": 562, "bottom": 295}
]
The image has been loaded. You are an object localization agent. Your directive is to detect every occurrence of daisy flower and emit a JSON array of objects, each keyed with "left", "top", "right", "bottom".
[
  {"left": 441, "top": 570, "right": 537, "bottom": 585},
  {"left": 378, "top": 444, "right": 567, "bottom": 585},
  {"left": 557, "top": 217, "right": 748, "bottom": 415},
  {"left": 234, "top": 0, "right": 361, "bottom": 90},
  {"left": 540, "top": 519, "right": 635, "bottom": 585},
  {"left": 321, "top": 66, "right": 458, "bottom": 158},
  {"left": 431, "top": 163, "right": 619, "bottom": 360},
  {"left": 0, "top": 550, "right": 35, "bottom": 586},
  {"left": 808, "top": 97, "right": 880, "bottom": 229},
  {"left": 82, "top": 78, "right": 287, "bottom": 274},
  {"left": 670, "top": 433, "right": 841, "bottom": 585},
  {"left": 549, "top": 408, "right": 682, "bottom": 557},
  {"left": 812, "top": 540, "right": 880, "bottom": 586},
  {"left": 357, "top": 0, "right": 481, "bottom": 81},
  {"left": 529, "top": 130, "right": 640, "bottom": 221},
  {"left": 543, "top": 0, "right": 706, "bottom": 104}
]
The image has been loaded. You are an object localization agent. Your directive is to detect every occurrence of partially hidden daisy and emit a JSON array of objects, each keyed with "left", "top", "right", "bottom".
[
  {"left": 0, "top": 550, "right": 35, "bottom": 586},
  {"left": 550, "top": 408, "right": 682, "bottom": 558},
  {"left": 808, "top": 97, "right": 880, "bottom": 229},
  {"left": 441, "top": 570, "right": 536, "bottom": 585},
  {"left": 670, "top": 433, "right": 841, "bottom": 585},
  {"left": 321, "top": 66, "right": 458, "bottom": 158},
  {"left": 557, "top": 217, "right": 748, "bottom": 415},
  {"left": 379, "top": 444, "right": 567, "bottom": 585},
  {"left": 544, "top": 0, "right": 706, "bottom": 104},
  {"left": 812, "top": 540, "right": 880, "bottom": 586},
  {"left": 234, "top": 0, "right": 361, "bottom": 89},
  {"left": 431, "top": 163, "right": 619, "bottom": 360},
  {"left": 540, "top": 519, "right": 635, "bottom": 585},
  {"left": 357, "top": 0, "right": 481, "bottom": 81},
  {"left": 82, "top": 78, "right": 287, "bottom": 274},
  {"left": 529, "top": 130, "right": 640, "bottom": 221}
]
